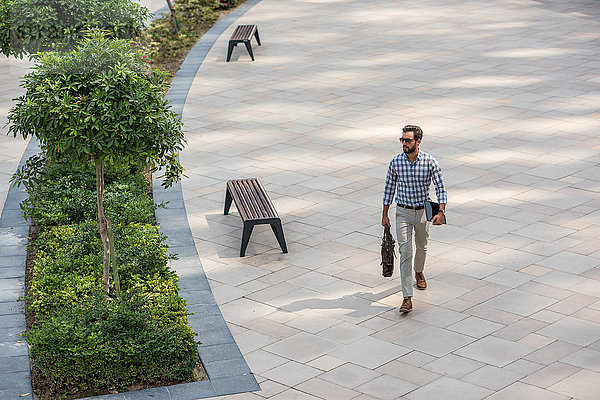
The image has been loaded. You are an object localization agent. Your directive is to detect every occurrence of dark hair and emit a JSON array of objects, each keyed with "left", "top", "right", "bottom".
[{"left": 402, "top": 125, "right": 423, "bottom": 141}]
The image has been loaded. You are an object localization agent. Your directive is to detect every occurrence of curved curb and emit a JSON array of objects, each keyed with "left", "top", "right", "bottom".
[
  {"left": 0, "top": 0, "right": 262, "bottom": 398},
  {"left": 149, "top": 0, "right": 264, "bottom": 398},
  {"left": 0, "top": 138, "right": 37, "bottom": 400}
]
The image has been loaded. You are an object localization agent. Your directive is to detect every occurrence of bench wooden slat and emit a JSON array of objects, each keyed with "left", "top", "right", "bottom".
[
  {"left": 230, "top": 178, "right": 277, "bottom": 221},
  {"left": 245, "top": 178, "right": 277, "bottom": 219},
  {"left": 237, "top": 179, "right": 262, "bottom": 220},
  {"left": 231, "top": 25, "right": 255, "bottom": 41},
  {"left": 251, "top": 179, "right": 278, "bottom": 218},
  {"left": 227, "top": 180, "right": 249, "bottom": 221}
]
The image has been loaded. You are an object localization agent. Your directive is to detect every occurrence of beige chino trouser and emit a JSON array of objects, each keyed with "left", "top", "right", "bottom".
[{"left": 396, "top": 206, "right": 430, "bottom": 298}]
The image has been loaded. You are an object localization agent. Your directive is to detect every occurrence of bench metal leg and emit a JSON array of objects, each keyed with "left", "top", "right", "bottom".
[
  {"left": 227, "top": 41, "right": 236, "bottom": 62},
  {"left": 270, "top": 220, "right": 288, "bottom": 254},
  {"left": 254, "top": 28, "right": 261, "bottom": 46},
  {"left": 240, "top": 222, "right": 255, "bottom": 257},
  {"left": 224, "top": 188, "right": 233, "bottom": 215},
  {"left": 244, "top": 40, "right": 255, "bottom": 61}
]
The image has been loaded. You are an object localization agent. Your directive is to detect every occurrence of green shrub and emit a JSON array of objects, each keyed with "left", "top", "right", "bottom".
[
  {"left": 25, "top": 220, "right": 198, "bottom": 397},
  {"left": 1, "top": 0, "right": 151, "bottom": 58},
  {"left": 24, "top": 292, "right": 197, "bottom": 397},
  {"left": 174, "top": 0, "right": 220, "bottom": 27},
  {"left": 14, "top": 155, "right": 158, "bottom": 229},
  {"left": 28, "top": 221, "right": 177, "bottom": 318},
  {"left": 24, "top": 164, "right": 156, "bottom": 228}
]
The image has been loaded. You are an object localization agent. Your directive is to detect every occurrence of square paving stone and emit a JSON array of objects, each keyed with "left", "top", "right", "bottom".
[
  {"left": 483, "top": 289, "right": 556, "bottom": 316},
  {"left": 244, "top": 349, "right": 288, "bottom": 375},
  {"left": 447, "top": 316, "right": 504, "bottom": 338},
  {"left": 320, "top": 362, "right": 382, "bottom": 389},
  {"left": 534, "top": 270, "right": 588, "bottom": 291},
  {"left": 536, "top": 316, "right": 600, "bottom": 346},
  {"left": 422, "top": 353, "right": 483, "bottom": 379},
  {"left": 413, "top": 281, "right": 470, "bottom": 306},
  {"left": 219, "top": 297, "right": 277, "bottom": 325},
  {"left": 260, "top": 360, "right": 322, "bottom": 387},
  {"left": 549, "top": 370, "right": 600, "bottom": 400},
  {"left": 263, "top": 332, "right": 341, "bottom": 363},
  {"left": 268, "top": 388, "right": 322, "bottom": 400},
  {"left": 356, "top": 375, "right": 418, "bottom": 400},
  {"left": 484, "top": 269, "right": 533, "bottom": 288},
  {"left": 328, "top": 336, "right": 410, "bottom": 369},
  {"left": 405, "top": 376, "right": 493, "bottom": 400},
  {"left": 295, "top": 377, "right": 359, "bottom": 400},
  {"left": 284, "top": 313, "right": 341, "bottom": 334},
  {"left": 411, "top": 307, "right": 468, "bottom": 327},
  {"left": 400, "top": 326, "right": 475, "bottom": 358},
  {"left": 538, "top": 251, "right": 599, "bottom": 274},
  {"left": 317, "top": 321, "right": 374, "bottom": 344},
  {"left": 376, "top": 360, "right": 441, "bottom": 386},
  {"left": 513, "top": 222, "right": 575, "bottom": 243},
  {"left": 462, "top": 364, "right": 527, "bottom": 391},
  {"left": 453, "top": 261, "right": 502, "bottom": 279},
  {"left": 520, "top": 362, "right": 581, "bottom": 388},
  {"left": 475, "top": 248, "right": 545, "bottom": 271},
  {"left": 485, "top": 381, "right": 569, "bottom": 400},
  {"left": 454, "top": 336, "right": 535, "bottom": 367},
  {"left": 560, "top": 347, "right": 600, "bottom": 372}
]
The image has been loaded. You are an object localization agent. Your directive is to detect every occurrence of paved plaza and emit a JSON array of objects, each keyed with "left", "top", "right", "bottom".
[{"left": 2, "top": 0, "right": 600, "bottom": 399}]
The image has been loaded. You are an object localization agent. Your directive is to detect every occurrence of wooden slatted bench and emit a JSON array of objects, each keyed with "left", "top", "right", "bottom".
[
  {"left": 224, "top": 178, "right": 288, "bottom": 257},
  {"left": 227, "top": 24, "right": 261, "bottom": 62}
]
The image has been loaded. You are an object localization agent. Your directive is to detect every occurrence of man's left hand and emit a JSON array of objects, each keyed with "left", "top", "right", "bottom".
[{"left": 432, "top": 213, "right": 444, "bottom": 225}]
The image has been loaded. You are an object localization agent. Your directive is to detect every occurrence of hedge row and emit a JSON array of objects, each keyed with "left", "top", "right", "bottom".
[{"left": 22, "top": 162, "right": 199, "bottom": 398}]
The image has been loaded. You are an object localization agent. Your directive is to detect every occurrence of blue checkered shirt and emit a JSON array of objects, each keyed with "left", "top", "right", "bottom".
[{"left": 383, "top": 151, "right": 447, "bottom": 206}]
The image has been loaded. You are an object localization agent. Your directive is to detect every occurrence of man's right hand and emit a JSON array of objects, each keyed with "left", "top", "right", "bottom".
[{"left": 382, "top": 204, "right": 391, "bottom": 227}]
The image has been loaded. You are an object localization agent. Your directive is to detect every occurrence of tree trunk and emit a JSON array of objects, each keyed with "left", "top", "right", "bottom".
[{"left": 94, "top": 156, "right": 111, "bottom": 293}]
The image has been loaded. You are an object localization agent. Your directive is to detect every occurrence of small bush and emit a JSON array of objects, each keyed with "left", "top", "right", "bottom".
[
  {"left": 19, "top": 154, "right": 200, "bottom": 398},
  {"left": 174, "top": 0, "right": 220, "bottom": 27},
  {"left": 28, "top": 221, "right": 177, "bottom": 318},
  {"left": 15, "top": 157, "right": 158, "bottom": 228},
  {"left": 24, "top": 291, "right": 197, "bottom": 397},
  {"left": 1, "top": 0, "right": 151, "bottom": 58}
]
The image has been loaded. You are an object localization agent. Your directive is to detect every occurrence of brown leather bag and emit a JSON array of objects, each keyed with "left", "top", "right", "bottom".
[{"left": 381, "top": 225, "right": 395, "bottom": 277}]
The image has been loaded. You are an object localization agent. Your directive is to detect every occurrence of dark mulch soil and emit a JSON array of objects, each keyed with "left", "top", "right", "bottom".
[{"left": 152, "top": 10, "right": 231, "bottom": 83}]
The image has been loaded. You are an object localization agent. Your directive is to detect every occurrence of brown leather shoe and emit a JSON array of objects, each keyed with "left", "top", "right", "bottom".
[
  {"left": 399, "top": 297, "right": 412, "bottom": 313},
  {"left": 415, "top": 272, "right": 427, "bottom": 290}
]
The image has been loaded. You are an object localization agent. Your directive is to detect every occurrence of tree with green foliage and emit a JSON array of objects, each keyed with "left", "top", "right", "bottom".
[
  {"left": 0, "top": 0, "right": 150, "bottom": 58},
  {"left": 8, "top": 31, "right": 185, "bottom": 294}
]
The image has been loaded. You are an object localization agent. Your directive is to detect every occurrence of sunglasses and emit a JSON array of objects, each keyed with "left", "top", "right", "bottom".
[{"left": 399, "top": 138, "right": 416, "bottom": 143}]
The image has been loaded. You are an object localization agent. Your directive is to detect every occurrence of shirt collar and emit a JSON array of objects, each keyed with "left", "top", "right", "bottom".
[{"left": 401, "top": 150, "right": 422, "bottom": 163}]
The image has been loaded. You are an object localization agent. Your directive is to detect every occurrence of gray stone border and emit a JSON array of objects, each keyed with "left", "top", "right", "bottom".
[
  {"left": 0, "top": 138, "right": 37, "bottom": 400},
  {"left": 0, "top": 0, "right": 262, "bottom": 398}
]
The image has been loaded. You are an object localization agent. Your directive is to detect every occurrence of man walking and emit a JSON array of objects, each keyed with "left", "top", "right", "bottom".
[{"left": 382, "top": 125, "right": 447, "bottom": 313}]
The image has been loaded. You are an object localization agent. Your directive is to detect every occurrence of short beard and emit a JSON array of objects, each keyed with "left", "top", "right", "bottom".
[{"left": 403, "top": 143, "right": 417, "bottom": 154}]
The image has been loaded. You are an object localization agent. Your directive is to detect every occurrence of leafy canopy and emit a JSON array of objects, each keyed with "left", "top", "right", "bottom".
[
  {"left": 0, "top": 0, "right": 151, "bottom": 58},
  {"left": 8, "top": 31, "right": 185, "bottom": 187}
]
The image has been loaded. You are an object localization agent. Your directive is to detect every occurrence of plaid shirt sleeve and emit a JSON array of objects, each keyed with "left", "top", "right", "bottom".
[
  {"left": 382, "top": 159, "right": 397, "bottom": 205},
  {"left": 431, "top": 157, "right": 447, "bottom": 204}
]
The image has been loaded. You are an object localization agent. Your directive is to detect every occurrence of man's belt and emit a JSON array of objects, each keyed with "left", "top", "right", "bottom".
[{"left": 397, "top": 203, "right": 424, "bottom": 210}]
